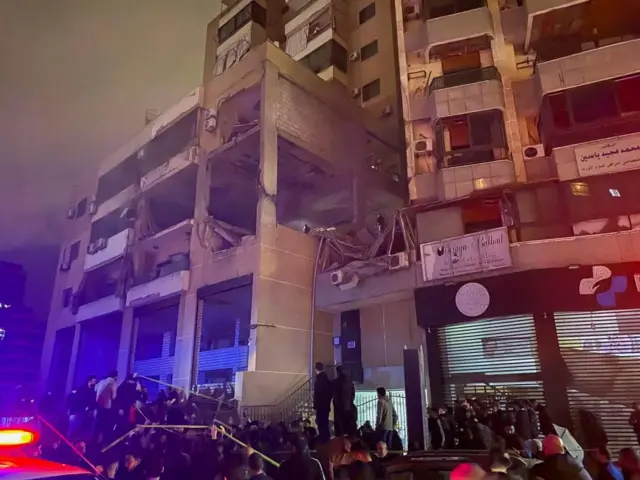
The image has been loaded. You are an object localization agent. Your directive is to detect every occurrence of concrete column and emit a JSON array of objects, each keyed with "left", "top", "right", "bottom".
[
  {"left": 172, "top": 291, "right": 198, "bottom": 389},
  {"left": 487, "top": 0, "right": 526, "bottom": 183},
  {"left": 116, "top": 307, "right": 135, "bottom": 377},
  {"left": 236, "top": 62, "right": 327, "bottom": 405},
  {"left": 65, "top": 324, "right": 81, "bottom": 393},
  {"left": 171, "top": 137, "right": 212, "bottom": 389}
]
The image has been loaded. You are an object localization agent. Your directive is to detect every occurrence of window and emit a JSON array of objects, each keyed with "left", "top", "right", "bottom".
[
  {"left": 202, "top": 368, "right": 233, "bottom": 385},
  {"left": 362, "top": 79, "right": 381, "bottom": 102},
  {"left": 75, "top": 198, "right": 87, "bottom": 218},
  {"left": 616, "top": 75, "right": 640, "bottom": 114},
  {"left": 360, "top": 40, "right": 378, "bottom": 61},
  {"left": 69, "top": 241, "right": 80, "bottom": 262},
  {"left": 436, "top": 110, "right": 507, "bottom": 167},
  {"left": 300, "top": 40, "right": 348, "bottom": 74},
  {"left": 571, "top": 82, "right": 617, "bottom": 125},
  {"left": 547, "top": 93, "right": 571, "bottom": 129},
  {"left": 62, "top": 288, "right": 73, "bottom": 308},
  {"left": 217, "top": 2, "right": 266, "bottom": 44},
  {"left": 359, "top": 3, "right": 376, "bottom": 24}
]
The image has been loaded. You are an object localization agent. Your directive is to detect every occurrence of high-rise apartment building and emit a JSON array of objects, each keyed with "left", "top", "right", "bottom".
[
  {"left": 43, "top": 0, "right": 640, "bottom": 449},
  {"left": 42, "top": 0, "right": 405, "bottom": 406},
  {"left": 314, "top": 0, "right": 640, "bottom": 450}
]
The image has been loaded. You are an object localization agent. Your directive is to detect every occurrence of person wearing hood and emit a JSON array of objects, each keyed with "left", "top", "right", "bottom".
[
  {"left": 375, "top": 387, "right": 397, "bottom": 448},
  {"left": 530, "top": 435, "right": 593, "bottom": 480}
]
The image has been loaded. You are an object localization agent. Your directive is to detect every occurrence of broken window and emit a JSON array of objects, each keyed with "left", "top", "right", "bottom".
[
  {"left": 95, "top": 155, "right": 137, "bottom": 204},
  {"left": 435, "top": 109, "right": 507, "bottom": 167}
]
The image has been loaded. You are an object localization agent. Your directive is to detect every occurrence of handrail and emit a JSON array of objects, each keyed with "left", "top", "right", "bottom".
[{"left": 429, "top": 66, "right": 501, "bottom": 95}]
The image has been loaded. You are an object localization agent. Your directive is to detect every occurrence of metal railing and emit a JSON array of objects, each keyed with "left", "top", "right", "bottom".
[
  {"left": 241, "top": 376, "right": 313, "bottom": 424},
  {"left": 355, "top": 392, "right": 408, "bottom": 448},
  {"left": 429, "top": 66, "right": 501, "bottom": 95}
]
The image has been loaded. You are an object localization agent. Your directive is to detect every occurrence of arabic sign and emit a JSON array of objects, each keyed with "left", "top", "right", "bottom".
[
  {"left": 575, "top": 135, "right": 640, "bottom": 177},
  {"left": 420, "top": 227, "right": 512, "bottom": 281}
]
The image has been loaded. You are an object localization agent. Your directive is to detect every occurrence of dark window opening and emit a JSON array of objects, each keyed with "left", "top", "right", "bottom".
[
  {"left": 138, "top": 110, "right": 198, "bottom": 176},
  {"left": 76, "top": 198, "right": 87, "bottom": 218},
  {"left": 462, "top": 198, "right": 503, "bottom": 234},
  {"left": 90, "top": 208, "right": 132, "bottom": 243},
  {"left": 299, "top": 40, "right": 348, "bottom": 74},
  {"left": 62, "top": 288, "right": 73, "bottom": 308},
  {"left": 360, "top": 40, "right": 379, "bottom": 61},
  {"left": 362, "top": 78, "right": 381, "bottom": 102},
  {"left": 199, "top": 284, "right": 251, "bottom": 351},
  {"left": 359, "top": 3, "right": 376, "bottom": 24},
  {"left": 201, "top": 368, "right": 233, "bottom": 385},
  {"left": 540, "top": 74, "right": 640, "bottom": 148},
  {"left": 69, "top": 241, "right": 80, "bottom": 262},
  {"left": 435, "top": 109, "right": 507, "bottom": 167},
  {"left": 95, "top": 156, "right": 137, "bottom": 205},
  {"left": 616, "top": 75, "right": 640, "bottom": 114},
  {"left": 218, "top": 1, "right": 267, "bottom": 44},
  {"left": 426, "top": 0, "right": 485, "bottom": 19}
]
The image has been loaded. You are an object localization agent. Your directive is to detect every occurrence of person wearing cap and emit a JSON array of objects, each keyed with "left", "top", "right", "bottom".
[{"left": 530, "top": 434, "right": 592, "bottom": 480}]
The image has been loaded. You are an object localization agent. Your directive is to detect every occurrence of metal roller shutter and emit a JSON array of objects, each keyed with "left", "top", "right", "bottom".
[
  {"left": 555, "top": 310, "right": 640, "bottom": 452},
  {"left": 438, "top": 315, "right": 544, "bottom": 407}
]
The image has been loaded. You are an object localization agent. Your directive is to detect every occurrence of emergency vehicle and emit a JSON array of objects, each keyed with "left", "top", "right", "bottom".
[{"left": 0, "top": 429, "right": 95, "bottom": 480}]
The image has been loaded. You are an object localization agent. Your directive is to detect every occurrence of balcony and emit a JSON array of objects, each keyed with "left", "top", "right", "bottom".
[
  {"left": 93, "top": 185, "right": 137, "bottom": 222},
  {"left": 429, "top": 67, "right": 500, "bottom": 95},
  {"left": 84, "top": 229, "right": 132, "bottom": 271},
  {"left": 76, "top": 295, "right": 123, "bottom": 322},
  {"left": 427, "top": 70, "right": 503, "bottom": 120},
  {"left": 140, "top": 146, "right": 200, "bottom": 192},
  {"left": 440, "top": 158, "right": 515, "bottom": 201},
  {"left": 126, "top": 269, "right": 190, "bottom": 308},
  {"left": 426, "top": 7, "right": 493, "bottom": 57},
  {"left": 535, "top": 38, "right": 640, "bottom": 97}
]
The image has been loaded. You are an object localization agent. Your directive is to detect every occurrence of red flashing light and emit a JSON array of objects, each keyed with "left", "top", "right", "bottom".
[{"left": 0, "top": 430, "right": 38, "bottom": 447}]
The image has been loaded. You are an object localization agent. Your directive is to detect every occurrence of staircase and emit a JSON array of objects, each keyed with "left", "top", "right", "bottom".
[{"left": 241, "top": 377, "right": 314, "bottom": 424}]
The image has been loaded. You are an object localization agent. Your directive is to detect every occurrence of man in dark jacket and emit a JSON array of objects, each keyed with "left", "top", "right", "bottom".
[
  {"left": 314, "top": 362, "right": 333, "bottom": 443},
  {"left": 278, "top": 436, "right": 325, "bottom": 480},
  {"left": 530, "top": 435, "right": 593, "bottom": 480},
  {"left": 333, "top": 366, "right": 356, "bottom": 437}
]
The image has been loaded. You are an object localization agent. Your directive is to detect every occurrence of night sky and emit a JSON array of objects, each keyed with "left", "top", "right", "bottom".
[
  {"left": 0, "top": 0, "right": 221, "bottom": 315},
  {"left": 0, "top": 0, "right": 221, "bottom": 250}
]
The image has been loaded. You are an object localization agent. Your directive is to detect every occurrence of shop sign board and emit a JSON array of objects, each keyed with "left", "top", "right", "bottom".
[{"left": 420, "top": 227, "right": 512, "bottom": 282}]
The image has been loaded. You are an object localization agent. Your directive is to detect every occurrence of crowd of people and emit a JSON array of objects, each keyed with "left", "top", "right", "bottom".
[{"left": 3, "top": 363, "right": 640, "bottom": 479}]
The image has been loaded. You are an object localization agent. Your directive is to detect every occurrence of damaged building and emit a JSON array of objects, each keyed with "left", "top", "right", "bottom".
[{"left": 42, "top": 0, "right": 406, "bottom": 407}]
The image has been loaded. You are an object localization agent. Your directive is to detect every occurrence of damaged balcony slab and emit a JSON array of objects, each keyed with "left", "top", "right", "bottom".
[
  {"left": 76, "top": 296, "right": 124, "bottom": 322},
  {"left": 426, "top": 8, "right": 494, "bottom": 57},
  {"left": 93, "top": 185, "right": 138, "bottom": 222},
  {"left": 126, "top": 270, "right": 190, "bottom": 308},
  {"left": 315, "top": 228, "right": 640, "bottom": 311},
  {"left": 84, "top": 228, "right": 132, "bottom": 272},
  {"left": 140, "top": 146, "right": 201, "bottom": 192},
  {"left": 131, "top": 219, "right": 194, "bottom": 253}
]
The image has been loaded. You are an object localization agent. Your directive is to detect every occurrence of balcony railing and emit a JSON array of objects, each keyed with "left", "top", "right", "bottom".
[
  {"left": 429, "top": 66, "right": 501, "bottom": 95},
  {"left": 440, "top": 146, "right": 508, "bottom": 168}
]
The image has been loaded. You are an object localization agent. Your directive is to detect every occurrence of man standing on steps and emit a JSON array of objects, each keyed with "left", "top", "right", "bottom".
[{"left": 314, "top": 362, "right": 333, "bottom": 443}]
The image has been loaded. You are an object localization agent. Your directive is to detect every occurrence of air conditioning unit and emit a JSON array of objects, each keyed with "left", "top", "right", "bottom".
[
  {"left": 381, "top": 105, "right": 393, "bottom": 117},
  {"left": 88, "top": 200, "right": 97, "bottom": 216},
  {"left": 95, "top": 238, "right": 108, "bottom": 250},
  {"left": 403, "top": 4, "right": 421, "bottom": 20},
  {"left": 522, "top": 144, "right": 545, "bottom": 159},
  {"left": 188, "top": 145, "right": 201, "bottom": 162},
  {"left": 66, "top": 207, "right": 76, "bottom": 219},
  {"left": 414, "top": 138, "right": 433, "bottom": 155},
  {"left": 204, "top": 116, "right": 217, "bottom": 133},
  {"left": 349, "top": 51, "right": 360, "bottom": 61},
  {"left": 87, "top": 242, "right": 97, "bottom": 255},
  {"left": 351, "top": 88, "right": 361, "bottom": 99},
  {"left": 330, "top": 270, "right": 346, "bottom": 285},
  {"left": 59, "top": 261, "right": 71, "bottom": 272},
  {"left": 389, "top": 252, "right": 410, "bottom": 271}
]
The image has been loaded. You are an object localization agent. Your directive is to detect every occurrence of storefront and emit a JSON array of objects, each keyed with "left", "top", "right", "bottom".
[{"left": 415, "top": 262, "right": 640, "bottom": 451}]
